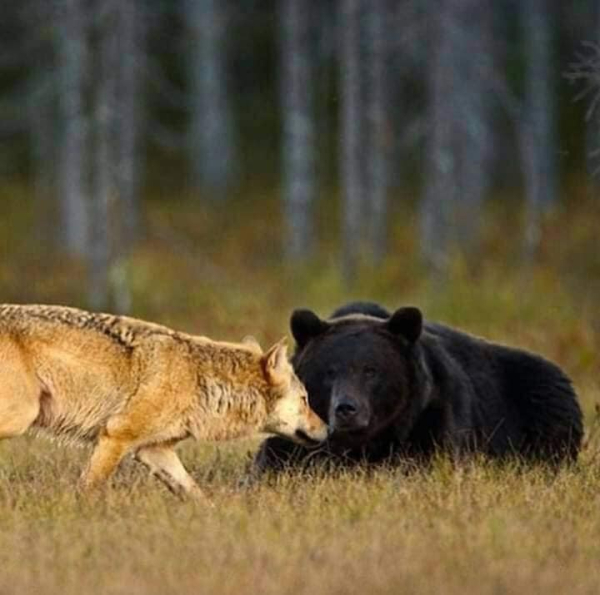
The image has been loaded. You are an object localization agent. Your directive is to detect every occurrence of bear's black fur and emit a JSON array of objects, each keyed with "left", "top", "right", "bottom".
[{"left": 255, "top": 302, "right": 583, "bottom": 472}]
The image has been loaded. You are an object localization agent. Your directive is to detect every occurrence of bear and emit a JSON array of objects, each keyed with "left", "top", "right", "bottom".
[{"left": 254, "top": 301, "right": 584, "bottom": 472}]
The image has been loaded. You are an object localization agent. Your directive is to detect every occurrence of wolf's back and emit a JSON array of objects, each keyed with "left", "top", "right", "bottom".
[{"left": 0, "top": 304, "right": 181, "bottom": 351}]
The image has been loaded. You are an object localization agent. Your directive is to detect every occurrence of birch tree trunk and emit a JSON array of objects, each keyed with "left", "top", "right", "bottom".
[
  {"left": 115, "top": 0, "right": 145, "bottom": 246},
  {"left": 365, "top": 0, "right": 391, "bottom": 263},
  {"left": 585, "top": 2, "right": 600, "bottom": 180},
  {"left": 340, "top": 0, "right": 364, "bottom": 283},
  {"left": 455, "top": 0, "right": 493, "bottom": 254},
  {"left": 421, "top": 1, "right": 458, "bottom": 274},
  {"left": 57, "top": 0, "right": 89, "bottom": 257},
  {"left": 89, "top": 4, "right": 119, "bottom": 310},
  {"left": 520, "top": 0, "right": 557, "bottom": 259},
  {"left": 186, "top": 0, "right": 237, "bottom": 197},
  {"left": 421, "top": 0, "right": 496, "bottom": 271},
  {"left": 28, "top": 81, "right": 57, "bottom": 251},
  {"left": 280, "top": 0, "right": 315, "bottom": 261}
]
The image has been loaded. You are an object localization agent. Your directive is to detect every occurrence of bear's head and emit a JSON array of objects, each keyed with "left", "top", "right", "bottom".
[{"left": 290, "top": 307, "right": 430, "bottom": 449}]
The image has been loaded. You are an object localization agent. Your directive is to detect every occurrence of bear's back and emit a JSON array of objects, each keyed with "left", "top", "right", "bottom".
[{"left": 421, "top": 320, "right": 583, "bottom": 460}]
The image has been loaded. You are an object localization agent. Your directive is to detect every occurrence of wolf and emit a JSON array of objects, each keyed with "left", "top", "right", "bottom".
[{"left": 0, "top": 304, "right": 327, "bottom": 499}]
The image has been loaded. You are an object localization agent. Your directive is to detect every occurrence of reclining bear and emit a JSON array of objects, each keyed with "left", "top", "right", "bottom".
[{"left": 255, "top": 302, "right": 583, "bottom": 471}]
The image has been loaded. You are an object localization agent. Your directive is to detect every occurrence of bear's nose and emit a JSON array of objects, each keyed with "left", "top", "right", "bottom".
[{"left": 335, "top": 401, "right": 358, "bottom": 420}]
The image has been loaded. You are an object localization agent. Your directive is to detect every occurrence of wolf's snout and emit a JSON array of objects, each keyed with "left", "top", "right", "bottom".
[
  {"left": 294, "top": 429, "right": 321, "bottom": 447},
  {"left": 296, "top": 413, "right": 328, "bottom": 447},
  {"left": 311, "top": 419, "right": 329, "bottom": 443}
]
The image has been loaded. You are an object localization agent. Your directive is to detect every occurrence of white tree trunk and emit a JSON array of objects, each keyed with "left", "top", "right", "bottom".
[
  {"left": 89, "top": 6, "right": 119, "bottom": 310},
  {"left": 455, "top": 0, "right": 493, "bottom": 253},
  {"left": 421, "top": 1, "right": 458, "bottom": 274},
  {"left": 365, "top": 0, "right": 391, "bottom": 263},
  {"left": 521, "top": 0, "right": 557, "bottom": 258},
  {"left": 115, "top": 0, "right": 145, "bottom": 246},
  {"left": 340, "top": 0, "right": 364, "bottom": 283},
  {"left": 57, "top": 0, "right": 89, "bottom": 257},
  {"left": 421, "top": 0, "right": 496, "bottom": 271},
  {"left": 187, "top": 0, "right": 237, "bottom": 197},
  {"left": 28, "top": 80, "right": 57, "bottom": 250},
  {"left": 281, "top": 0, "right": 315, "bottom": 261},
  {"left": 585, "top": 2, "right": 600, "bottom": 180}
]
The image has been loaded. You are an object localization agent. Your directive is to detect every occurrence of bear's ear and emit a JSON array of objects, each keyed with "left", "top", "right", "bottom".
[
  {"left": 291, "top": 309, "right": 329, "bottom": 349},
  {"left": 385, "top": 307, "right": 423, "bottom": 344}
]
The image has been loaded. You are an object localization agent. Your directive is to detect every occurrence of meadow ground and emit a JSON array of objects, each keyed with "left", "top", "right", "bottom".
[{"left": 0, "top": 184, "right": 598, "bottom": 594}]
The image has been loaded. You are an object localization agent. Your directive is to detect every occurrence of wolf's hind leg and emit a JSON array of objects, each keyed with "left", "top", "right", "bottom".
[
  {"left": 0, "top": 397, "right": 39, "bottom": 439},
  {"left": 80, "top": 433, "right": 132, "bottom": 491},
  {"left": 0, "top": 354, "right": 40, "bottom": 439},
  {"left": 135, "top": 445, "right": 208, "bottom": 502}
]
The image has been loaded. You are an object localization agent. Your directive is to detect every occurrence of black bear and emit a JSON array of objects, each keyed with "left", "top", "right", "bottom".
[{"left": 255, "top": 301, "right": 583, "bottom": 472}]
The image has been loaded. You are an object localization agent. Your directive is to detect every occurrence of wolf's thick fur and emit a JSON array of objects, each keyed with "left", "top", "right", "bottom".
[{"left": 0, "top": 304, "right": 327, "bottom": 499}]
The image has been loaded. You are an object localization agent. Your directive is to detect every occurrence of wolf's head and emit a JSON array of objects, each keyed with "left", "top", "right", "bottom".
[{"left": 260, "top": 339, "right": 328, "bottom": 447}]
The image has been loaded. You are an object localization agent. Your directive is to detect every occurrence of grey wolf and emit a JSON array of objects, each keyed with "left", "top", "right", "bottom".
[{"left": 0, "top": 304, "right": 327, "bottom": 499}]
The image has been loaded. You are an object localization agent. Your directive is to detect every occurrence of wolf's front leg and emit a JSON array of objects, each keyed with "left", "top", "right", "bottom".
[
  {"left": 135, "top": 444, "right": 210, "bottom": 503},
  {"left": 80, "top": 433, "right": 132, "bottom": 491}
]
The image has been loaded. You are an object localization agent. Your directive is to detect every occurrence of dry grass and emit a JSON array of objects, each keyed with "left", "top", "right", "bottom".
[
  {"left": 1, "top": 436, "right": 600, "bottom": 595},
  {"left": 0, "top": 183, "right": 599, "bottom": 594}
]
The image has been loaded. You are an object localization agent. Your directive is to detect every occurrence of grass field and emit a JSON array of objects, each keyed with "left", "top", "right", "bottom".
[{"left": 0, "top": 184, "right": 599, "bottom": 594}]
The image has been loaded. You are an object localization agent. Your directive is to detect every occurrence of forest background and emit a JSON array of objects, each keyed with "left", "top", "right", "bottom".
[{"left": 1, "top": 1, "right": 600, "bottom": 594}]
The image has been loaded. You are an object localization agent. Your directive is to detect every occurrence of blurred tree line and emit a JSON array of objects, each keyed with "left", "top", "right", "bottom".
[{"left": 0, "top": 0, "right": 598, "bottom": 308}]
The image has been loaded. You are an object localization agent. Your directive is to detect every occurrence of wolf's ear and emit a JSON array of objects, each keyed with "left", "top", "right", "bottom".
[
  {"left": 291, "top": 309, "right": 329, "bottom": 349},
  {"left": 385, "top": 307, "right": 423, "bottom": 344},
  {"left": 262, "top": 338, "right": 291, "bottom": 385},
  {"left": 242, "top": 335, "right": 263, "bottom": 353}
]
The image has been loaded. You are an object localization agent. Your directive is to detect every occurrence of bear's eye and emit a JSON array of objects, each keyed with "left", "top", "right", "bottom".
[
  {"left": 325, "top": 367, "right": 336, "bottom": 380},
  {"left": 363, "top": 366, "right": 377, "bottom": 378}
]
